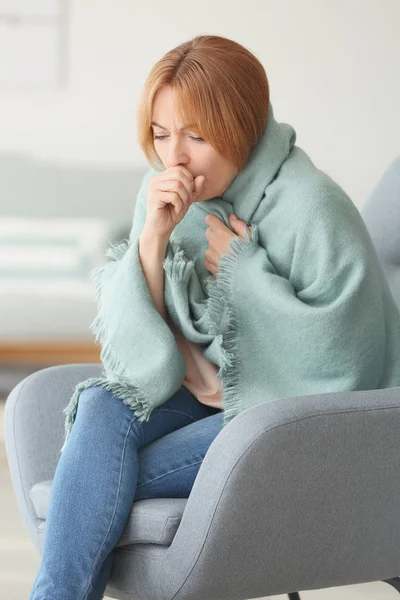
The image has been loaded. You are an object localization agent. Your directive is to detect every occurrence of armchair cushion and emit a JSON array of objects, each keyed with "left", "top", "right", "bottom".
[{"left": 30, "top": 479, "right": 187, "bottom": 547}]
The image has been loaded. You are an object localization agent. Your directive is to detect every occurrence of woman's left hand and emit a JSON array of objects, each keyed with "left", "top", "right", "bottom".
[{"left": 204, "top": 213, "right": 253, "bottom": 276}]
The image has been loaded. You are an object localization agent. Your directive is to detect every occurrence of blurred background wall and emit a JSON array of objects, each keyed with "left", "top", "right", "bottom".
[{"left": 1, "top": 0, "right": 400, "bottom": 202}]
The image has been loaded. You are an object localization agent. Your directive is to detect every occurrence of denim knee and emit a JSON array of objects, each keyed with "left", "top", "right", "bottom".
[{"left": 76, "top": 385, "right": 132, "bottom": 424}]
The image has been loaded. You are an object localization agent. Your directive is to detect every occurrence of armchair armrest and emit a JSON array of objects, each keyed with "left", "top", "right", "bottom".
[
  {"left": 160, "top": 386, "right": 400, "bottom": 600},
  {"left": 4, "top": 363, "right": 103, "bottom": 551}
]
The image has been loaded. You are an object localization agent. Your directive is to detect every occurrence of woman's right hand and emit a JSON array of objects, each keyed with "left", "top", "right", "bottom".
[{"left": 143, "top": 166, "right": 205, "bottom": 240}]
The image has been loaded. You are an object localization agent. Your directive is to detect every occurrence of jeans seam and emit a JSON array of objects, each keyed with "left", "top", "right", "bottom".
[
  {"left": 136, "top": 460, "right": 204, "bottom": 489},
  {"left": 149, "top": 408, "right": 198, "bottom": 421},
  {"left": 83, "top": 419, "right": 134, "bottom": 600}
]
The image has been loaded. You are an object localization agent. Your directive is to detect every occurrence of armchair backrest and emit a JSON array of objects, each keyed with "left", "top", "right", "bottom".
[{"left": 360, "top": 154, "right": 400, "bottom": 309}]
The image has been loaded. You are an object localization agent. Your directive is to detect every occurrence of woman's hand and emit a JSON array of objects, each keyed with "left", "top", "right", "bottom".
[
  {"left": 143, "top": 166, "right": 205, "bottom": 240},
  {"left": 204, "top": 213, "right": 253, "bottom": 276}
]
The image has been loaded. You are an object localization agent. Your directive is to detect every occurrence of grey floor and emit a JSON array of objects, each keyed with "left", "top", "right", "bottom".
[{"left": 0, "top": 399, "right": 398, "bottom": 600}]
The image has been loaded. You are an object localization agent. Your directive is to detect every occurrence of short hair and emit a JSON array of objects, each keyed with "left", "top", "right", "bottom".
[{"left": 137, "top": 34, "right": 270, "bottom": 173}]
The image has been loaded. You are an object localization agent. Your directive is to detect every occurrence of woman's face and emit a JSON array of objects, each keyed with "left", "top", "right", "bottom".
[{"left": 151, "top": 86, "right": 238, "bottom": 202}]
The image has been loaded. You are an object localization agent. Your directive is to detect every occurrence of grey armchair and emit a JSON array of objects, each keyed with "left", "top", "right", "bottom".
[{"left": 4, "top": 155, "right": 400, "bottom": 600}]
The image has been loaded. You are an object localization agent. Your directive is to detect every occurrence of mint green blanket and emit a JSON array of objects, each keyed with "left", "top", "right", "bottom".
[{"left": 61, "top": 103, "right": 400, "bottom": 453}]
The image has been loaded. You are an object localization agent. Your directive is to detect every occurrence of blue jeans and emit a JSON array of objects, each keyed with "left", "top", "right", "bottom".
[{"left": 29, "top": 384, "right": 224, "bottom": 600}]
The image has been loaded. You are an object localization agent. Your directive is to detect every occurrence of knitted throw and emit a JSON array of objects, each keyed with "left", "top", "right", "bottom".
[{"left": 60, "top": 103, "right": 400, "bottom": 453}]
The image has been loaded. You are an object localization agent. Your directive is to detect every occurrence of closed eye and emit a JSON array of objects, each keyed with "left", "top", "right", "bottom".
[{"left": 153, "top": 135, "right": 205, "bottom": 142}]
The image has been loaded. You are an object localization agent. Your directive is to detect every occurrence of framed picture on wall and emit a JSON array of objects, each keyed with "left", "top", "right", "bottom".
[{"left": 0, "top": 0, "right": 67, "bottom": 89}]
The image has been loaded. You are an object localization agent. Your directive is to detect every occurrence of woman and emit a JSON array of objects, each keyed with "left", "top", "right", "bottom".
[{"left": 29, "top": 34, "right": 400, "bottom": 599}]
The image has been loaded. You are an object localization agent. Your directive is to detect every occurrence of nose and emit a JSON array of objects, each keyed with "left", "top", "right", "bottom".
[{"left": 165, "top": 137, "right": 190, "bottom": 169}]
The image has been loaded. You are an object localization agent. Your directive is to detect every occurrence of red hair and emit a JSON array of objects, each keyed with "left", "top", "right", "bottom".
[{"left": 137, "top": 34, "right": 270, "bottom": 172}]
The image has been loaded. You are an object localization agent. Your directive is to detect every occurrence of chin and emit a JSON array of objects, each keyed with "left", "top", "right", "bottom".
[{"left": 194, "top": 195, "right": 212, "bottom": 203}]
